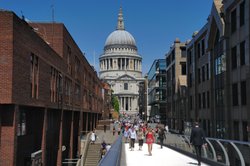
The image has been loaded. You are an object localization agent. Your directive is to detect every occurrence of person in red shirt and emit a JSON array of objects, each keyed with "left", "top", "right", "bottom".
[{"left": 146, "top": 127, "right": 155, "bottom": 156}]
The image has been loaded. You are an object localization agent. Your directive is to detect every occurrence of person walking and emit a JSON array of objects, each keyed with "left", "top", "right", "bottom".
[
  {"left": 137, "top": 128, "right": 144, "bottom": 150},
  {"left": 158, "top": 127, "right": 166, "bottom": 149},
  {"left": 90, "top": 129, "right": 97, "bottom": 144},
  {"left": 190, "top": 122, "right": 206, "bottom": 166},
  {"left": 129, "top": 127, "right": 137, "bottom": 151},
  {"left": 103, "top": 124, "right": 107, "bottom": 133},
  {"left": 123, "top": 128, "right": 129, "bottom": 143},
  {"left": 146, "top": 127, "right": 154, "bottom": 156}
]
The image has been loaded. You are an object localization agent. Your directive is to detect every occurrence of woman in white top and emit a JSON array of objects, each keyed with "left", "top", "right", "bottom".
[
  {"left": 129, "top": 127, "right": 137, "bottom": 151},
  {"left": 90, "top": 129, "right": 96, "bottom": 144}
]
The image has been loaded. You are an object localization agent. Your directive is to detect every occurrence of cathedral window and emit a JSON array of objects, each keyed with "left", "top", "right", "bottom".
[{"left": 124, "top": 83, "right": 128, "bottom": 90}]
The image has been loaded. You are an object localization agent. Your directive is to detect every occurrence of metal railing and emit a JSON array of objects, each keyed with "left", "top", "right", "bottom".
[
  {"left": 76, "top": 131, "right": 91, "bottom": 166},
  {"left": 97, "top": 135, "right": 123, "bottom": 166},
  {"left": 164, "top": 133, "right": 250, "bottom": 166}
]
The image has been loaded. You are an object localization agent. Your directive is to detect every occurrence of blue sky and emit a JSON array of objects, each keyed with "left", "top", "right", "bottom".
[{"left": 1, "top": 0, "right": 213, "bottom": 75}]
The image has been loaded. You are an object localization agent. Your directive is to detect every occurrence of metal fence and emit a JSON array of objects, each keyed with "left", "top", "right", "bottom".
[{"left": 164, "top": 133, "right": 250, "bottom": 166}]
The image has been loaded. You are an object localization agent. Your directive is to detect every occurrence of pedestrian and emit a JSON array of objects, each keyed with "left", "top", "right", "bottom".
[
  {"left": 137, "top": 128, "right": 144, "bottom": 150},
  {"left": 123, "top": 128, "right": 129, "bottom": 143},
  {"left": 158, "top": 127, "right": 166, "bottom": 148},
  {"left": 129, "top": 127, "right": 137, "bottom": 151},
  {"left": 190, "top": 122, "right": 206, "bottom": 166},
  {"left": 146, "top": 127, "right": 154, "bottom": 156},
  {"left": 113, "top": 126, "right": 115, "bottom": 136},
  {"left": 100, "top": 140, "right": 107, "bottom": 158},
  {"left": 90, "top": 129, "right": 97, "bottom": 144},
  {"left": 104, "top": 124, "right": 107, "bottom": 133},
  {"left": 165, "top": 124, "right": 169, "bottom": 133}
]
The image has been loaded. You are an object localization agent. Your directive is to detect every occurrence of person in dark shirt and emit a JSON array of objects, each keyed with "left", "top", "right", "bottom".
[
  {"left": 158, "top": 127, "right": 166, "bottom": 149},
  {"left": 190, "top": 122, "right": 206, "bottom": 166}
]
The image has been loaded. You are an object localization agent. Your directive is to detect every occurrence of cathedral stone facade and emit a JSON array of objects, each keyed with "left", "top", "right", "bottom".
[{"left": 99, "top": 7, "right": 144, "bottom": 115}]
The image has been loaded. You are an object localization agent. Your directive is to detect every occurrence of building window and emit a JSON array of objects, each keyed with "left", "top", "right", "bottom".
[
  {"left": 197, "top": 43, "right": 201, "bottom": 58},
  {"left": 202, "top": 66, "right": 205, "bottom": 82},
  {"left": 201, "top": 39, "right": 205, "bottom": 56},
  {"left": 17, "top": 111, "right": 26, "bottom": 136},
  {"left": 215, "top": 55, "right": 225, "bottom": 75},
  {"left": 231, "top": 9, "right": 237, "bottom": 33},
  {"left": 181, "top": 63, "right": 186, "bottom": 75},
  {"left": 181, "top": 47, "right": 186, "bottom": 57},
  {"left": 231, "top": 46, "right": 237, "bottom": 69},
  {"left": 240, "top": 41, "right": 245, "bottom": 66},
  {"left": 65, "top": 77, "right": 72, "bottom": 105},
  {"left": 198, "top": 93, "right": 201, "bottom": 109},
  {"left": 202, "top": 92, "right": 206, "bottom": 109},
  {"left": 198, "top": 68, "right": 201, "bottom": 83},
  {"left": 172, "top": 49, "right": 175, "bottom": 61},
  {"left": 75, "top": 56, "right": 80, "bottom": 79},
  {"left": 124, "top": 83, "right": 128, "bottom": 90},
  {"left": 240, "top": 1, "right": 245, "bottom": 27},
  {"left": 30, "top": 53, "right": 39, "bottom": 99},
  {"left": 172, "top": 66, "right": 175, "bottom": 79},
  {"left": 67, "top": 46, "right": 72, "bottom": 75},
  {"left": 206, "top": 63, "right": 209, "bottom": 80},
  {"left": 75, "top": 84, "right": 81, "bottom": 103},
  {"left": 207, "top": 91, "right": 210, "bottom": 108},
  {"left": 232, "top": 83, "right": 238, "bottom": 106},
  {"left": 242, "top": 121, "right": 248, "bottom": 141},
  {"left": 215, "top": 89, "right": 224, "bottom": 106},
  {"left": 241, "top": 81, "right": 246, "bottom": 105}
]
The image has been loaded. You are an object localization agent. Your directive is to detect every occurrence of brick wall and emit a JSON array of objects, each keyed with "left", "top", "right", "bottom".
[{"left": 0, "top": 11, "right": 14, "bottom": 103}]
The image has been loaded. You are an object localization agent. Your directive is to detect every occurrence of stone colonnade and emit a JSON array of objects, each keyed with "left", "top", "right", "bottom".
[{"left": 100, "top": 58, "right": 142, "bottom": 71}]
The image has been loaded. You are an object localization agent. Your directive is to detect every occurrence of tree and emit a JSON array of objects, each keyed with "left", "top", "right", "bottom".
[{"left": 112, "top": 94, "right": 119, "bottom": 113}]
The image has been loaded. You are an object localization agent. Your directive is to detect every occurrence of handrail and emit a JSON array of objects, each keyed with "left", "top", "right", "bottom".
[
  {"left": 97, "top": 135, "right": 123, "bottom": 166},
  {"left": 164, "top": 133, "right": 250, "bottom": 166},
  {"left": 76, "top": 131, "right": 91, "bottom": 166}
]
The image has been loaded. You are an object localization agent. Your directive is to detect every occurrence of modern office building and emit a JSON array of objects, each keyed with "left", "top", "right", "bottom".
[
  {"left": 148, "top": 59, "right": 166, "bottom": 123},
  {"left": 138, "top": 77, "right": 148, "bottom": 121},
  {"left": 0, "top": 10, "right": 103, "bottom": 165},
  {"left": 165, "top": 39, "right": 187, "bottom": 132},
  {"left": 186, "top": 0, "right": 249, "bottom": 141},
  {"left": 223, "top": 0, "right": 250, "bottom": 141},
  {"left": 99, "top": 7, "right": 144, "bottom": 116}
]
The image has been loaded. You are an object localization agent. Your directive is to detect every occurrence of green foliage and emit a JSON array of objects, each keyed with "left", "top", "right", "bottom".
[{"left": 112, "top": 95, "right": 119, "bottom": 113}]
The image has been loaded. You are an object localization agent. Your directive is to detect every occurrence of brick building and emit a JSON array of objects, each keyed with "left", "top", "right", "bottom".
[
  {"left": 0, "top": 10, "right": 103, "bottom": 165},
  {"left": 165, "top": 39, "right": 187, "bottom": 132}
]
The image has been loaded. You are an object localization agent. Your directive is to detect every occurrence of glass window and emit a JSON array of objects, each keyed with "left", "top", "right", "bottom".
[
  {"left": 181, "top": 63, "right": 186, "bottom": 75},
  {"left": 203, "top": 92, "right": 206, "bottom": 109},
  {"left": 232, "top": 83, "right": 238, "bottom": 106},
  {"left": 231, "top": 9, "right": 237, "bottom": 33},
  {"left": 241, "top": 81, "right": 246, "bottom": 105},
  {"left": 240, "top": 1, "right": 245, "bottom": 26},
  {"left": 124, "top": 83, "right": 128, "bottom": 90},
  {"left": 206, "top": 63, "right": 209, "bottom": 80},
  {"left": 202, "top": 66, "right": 205, "bottom": 82},
  {"left": 197, "top": 43, "right": 201, "bottom": 58},
  {"left": 201, "top": 39, "right": 205, "bottom": 56},
  {"left": 207, "top": 91, "right": 210, "bottom": 108},
  {"left": 231, "top": 46, "right": 237, "bottom": 69},
  {"left": 240, "top": 41, "right": 245, "bottom": 66},
  {"left": 17, "top": 111, "right": 26, "bottom": 136},
  {"left": 198, "top": 68, "right": 201, "bottom": 83}
]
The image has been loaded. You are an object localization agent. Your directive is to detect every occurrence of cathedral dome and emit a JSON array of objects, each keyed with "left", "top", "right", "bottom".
[{"left": 105, "top": 30, "right": 136, "bottom": 47}]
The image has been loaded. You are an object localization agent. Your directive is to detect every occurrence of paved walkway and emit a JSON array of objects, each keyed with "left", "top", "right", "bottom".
[{"left": 124, "top": 143, "right": 209, "bottom": 166}]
